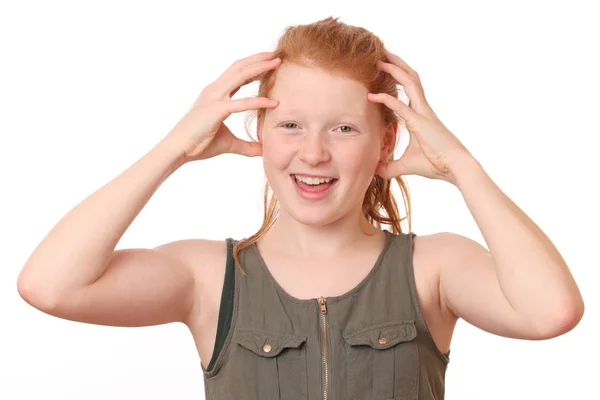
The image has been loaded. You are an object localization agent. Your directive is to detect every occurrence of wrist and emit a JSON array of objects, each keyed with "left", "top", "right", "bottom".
[
  {"left": 151, "top": 135, "right": 188, "bottom": 175},
  {"left": 446, "top": 155, "right": 484, "bottom": 188}
]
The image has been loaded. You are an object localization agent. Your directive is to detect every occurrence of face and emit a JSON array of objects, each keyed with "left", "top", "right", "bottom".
[{"left": 259, "top": 62, "right": 393, "bottom": 228}]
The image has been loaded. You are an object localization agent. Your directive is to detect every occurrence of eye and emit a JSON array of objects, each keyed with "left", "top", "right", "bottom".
[
  {"left": 336, "top": 125, "right": 354, "bottom": 133},
  {"left": 283, "top": 122, "right": 299, "bottom": 129}
]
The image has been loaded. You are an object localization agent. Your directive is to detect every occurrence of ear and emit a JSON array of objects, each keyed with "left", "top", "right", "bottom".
[
  {"left": 380, "top": 120, "right": 398, "bottom": 161},
  {"left": 257, "top": 115, "right": 263, "bottom": 143}
]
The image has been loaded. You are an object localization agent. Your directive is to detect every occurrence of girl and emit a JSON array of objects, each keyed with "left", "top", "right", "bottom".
[{"left": 17, "top": 17, "right": 584, "bottom": 400}]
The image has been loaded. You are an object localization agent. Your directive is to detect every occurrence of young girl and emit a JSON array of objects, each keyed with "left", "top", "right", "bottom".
[{"left": 17, "top": 17, "right": 584, "bottom": 400}]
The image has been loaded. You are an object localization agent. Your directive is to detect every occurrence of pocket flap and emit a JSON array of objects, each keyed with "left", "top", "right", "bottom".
[
  {"left": 344, "top": 320, "right": 417, "bottom": 349},
  {"left": 235, "top": 328, "right": 307, "bottom": 358}
]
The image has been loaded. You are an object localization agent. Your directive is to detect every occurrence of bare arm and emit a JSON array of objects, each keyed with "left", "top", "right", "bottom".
[
  {"left": 17, "top": 136, "right": 195, "bottom": 324},
  {"left": 17, "top": 51, "right": 281, "bottom": 328},
  {"left": 438, "top": 158, "right": 583, "bottom": 339}
]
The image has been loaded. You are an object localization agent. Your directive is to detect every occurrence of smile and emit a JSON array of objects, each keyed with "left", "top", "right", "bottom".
[{"left": 290, "top": 174, "right": 338, "bottom": 200}]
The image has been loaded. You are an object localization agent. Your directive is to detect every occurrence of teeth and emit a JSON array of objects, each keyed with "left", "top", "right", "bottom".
[{"left": 294, "top": 175, "right": 334, "bottom": 185}]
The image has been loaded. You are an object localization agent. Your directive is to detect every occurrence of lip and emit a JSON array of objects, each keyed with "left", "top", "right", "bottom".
[
  {"left": 290, "top": 173, "right": 338, "bottom": 179},
  {"left": 291, "top": 175, "right": 338, "bottom": 200}
]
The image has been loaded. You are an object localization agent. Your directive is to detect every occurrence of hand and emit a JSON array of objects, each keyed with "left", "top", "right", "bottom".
[
  {"left": 368, "top": 49, "right": 474, "bottom": 184},
  {"left": 166, "top": 52, "right": 281, "bottom": 163}
]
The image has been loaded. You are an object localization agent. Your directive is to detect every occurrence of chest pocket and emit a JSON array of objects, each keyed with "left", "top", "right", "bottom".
[
  {"left": 234, "top": 328, "right": 308, "bottom": 399},
  {"left": 344, "top": 320, "right": 419, "bottom": 400}
]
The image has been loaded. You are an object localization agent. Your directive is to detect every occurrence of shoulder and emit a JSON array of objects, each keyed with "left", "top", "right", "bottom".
[
  {"left": 409, "top": 231, "right": 467, "bottom": 317},
  {"left": 413, "top": 231, "right": 483, "bottom": 261},
  {"left": 409, "top": 232, "right": 444, "bottom": 281},
  {"left": 409, "top": 232, "right": 460, "bottom": 351},
  {"left": 154, "top": 238, "right": 229, "bottom": 325},
  {"left": 154, "top": 238, "right": 228, "bottom": 279},
  {"left": 410, "top": 231, "right": 448, "bottom": 264},
  {"left": 410, "top": 230, "right": 487, "bottom": 282},
  {"left": 413, "top": 231, "right": 492, "bottom": 316}
]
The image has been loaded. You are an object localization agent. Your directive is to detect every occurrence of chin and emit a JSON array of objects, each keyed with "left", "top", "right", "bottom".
[
  {"left": 268, "top": 176, "right": 364, "bottom": 227},
  {"left": 292, "top": 211, "right": 337, "bottom": 227},
  {"left": 277, "top": 199, "right": 337, "bottom": 227}
]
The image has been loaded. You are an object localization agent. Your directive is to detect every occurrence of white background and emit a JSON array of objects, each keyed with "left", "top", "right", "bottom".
[{"left": 2, "top": 0, "right": 598, "bottom": 399}]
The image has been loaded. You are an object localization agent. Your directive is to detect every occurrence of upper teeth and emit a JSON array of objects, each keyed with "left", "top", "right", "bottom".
[{"left": 295, "top": 175, "right": 334, "bottom": 185}]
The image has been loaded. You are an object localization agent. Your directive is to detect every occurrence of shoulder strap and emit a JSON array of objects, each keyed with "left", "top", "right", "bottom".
[{"left": 205, "top": 238, "right": 236, "bottom": 372}]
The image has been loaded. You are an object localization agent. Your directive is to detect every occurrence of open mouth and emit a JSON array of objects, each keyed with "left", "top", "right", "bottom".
[{"left": 290, "top": 174, "right": 338, "bottom": 198}]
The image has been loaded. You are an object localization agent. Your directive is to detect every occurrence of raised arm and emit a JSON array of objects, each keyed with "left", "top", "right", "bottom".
[
  {"left": 17, "top": 136, "right": 197, "bottom": 326},
  {"left": 17, "top": 51, "right": 283, "bottom": 327}
]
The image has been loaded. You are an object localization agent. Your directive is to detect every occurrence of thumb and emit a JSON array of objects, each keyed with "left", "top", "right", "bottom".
[
  {"left": 376, "top": 158, "right": 408, "bottom": 179},
  {"left": 229, "top": 138, "right": 262, "bottom": 157}
]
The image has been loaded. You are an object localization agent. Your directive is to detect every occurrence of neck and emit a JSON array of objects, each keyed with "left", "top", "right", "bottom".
[{"left": 261, "top": 207, "right": 382, "bottom": 259}]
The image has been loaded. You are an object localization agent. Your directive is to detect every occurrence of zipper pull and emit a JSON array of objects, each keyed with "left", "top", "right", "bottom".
[{"left": 319, "top": 296, "right": 327, "bottom": 314}]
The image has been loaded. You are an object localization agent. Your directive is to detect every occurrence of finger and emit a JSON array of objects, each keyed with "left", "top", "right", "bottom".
[
  {"left": 232, "top": 51, "right": 277, "bottom": 69},
  {"left": 214, "top": 50, "right": 279, "bottom": 94},
  {"left": 223, "top": 96, "right": 279, "bottom": 115},
  {"left": 375, "top": 160, "right": 391, "bottom": 179},
  {"left": 376, "top": 159, "right": 406, "bottom": 179},
  {"left": 228, "top": 137, "right": 262, "bottom": 157},
  {"left": 205, "top": 52, "right": 277, "bottom": 98},
  {"left": 221, "top": 51, "right": 277, "bottom": 80},
  {"left": 367, "top": 92, "right": 416, "bottom": 122},
  {"left": 383, "top": 49, "right": 417, "bottom": 77},
  {"left": 376, "top": 61, "right": 428, "bottom": 115},
  {"left": 225, "top": 57, "right": 281, "bottom": 98},
  {"left": 375, "top": 160, "right": 394, "bottom": 179}
]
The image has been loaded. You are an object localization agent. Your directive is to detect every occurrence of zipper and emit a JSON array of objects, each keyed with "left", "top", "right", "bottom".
[{"left": 318, "top": 296, "right": 329, "bottom": 400}]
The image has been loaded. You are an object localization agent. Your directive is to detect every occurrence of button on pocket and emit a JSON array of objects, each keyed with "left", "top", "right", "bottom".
[
  {"left": 344, "top": 320, "right": 419, "bottom": 400},
  {"left": 235, "top": 328, "right": 308, "bottom": 399}
]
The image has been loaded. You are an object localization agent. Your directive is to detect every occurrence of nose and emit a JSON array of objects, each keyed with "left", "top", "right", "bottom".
[{"left": 297, "top": 132, "right": 331, "bottom": 166}]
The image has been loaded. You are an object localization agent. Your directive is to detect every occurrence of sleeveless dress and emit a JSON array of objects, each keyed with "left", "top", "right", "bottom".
[{"left": 201, "top": 230, "right": 451, "bottom": 399}]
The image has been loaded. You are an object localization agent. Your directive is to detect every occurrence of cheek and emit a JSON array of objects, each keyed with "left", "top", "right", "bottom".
[
  {"left": 262, "top": 136, "right": 293, "bottom": 171},
  {"left": 342, "top": 143, "right": 380, "bottom": 176}
]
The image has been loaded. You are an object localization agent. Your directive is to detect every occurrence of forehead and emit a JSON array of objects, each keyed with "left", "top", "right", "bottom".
[
  {"left": 267, "top": 63, "right": 373, "bottom": 119},
  {"left": 271, "top": 63, "right": 365, "bottom": 92}
]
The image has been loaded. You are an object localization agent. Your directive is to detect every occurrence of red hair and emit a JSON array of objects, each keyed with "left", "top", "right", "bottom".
[{"left": 234, "top": 16, "right": 412, "bottom": 273}]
